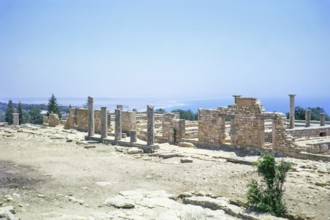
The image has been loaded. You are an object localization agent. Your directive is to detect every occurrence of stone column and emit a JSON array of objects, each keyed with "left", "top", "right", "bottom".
[
  {"left": 13, "top": 113, "right": 19, "bottom": 126},
  {"left": 257, "top": 119, "right": 265, "bottom": 148},
  {"left": 176, "top": 119, "right": 186, "bottom": 143},
  {"left": 288, "top": 94, "right": 296, "bottom": 129},
  {"left": 107, "top": 113, "right": 111, "bottom": 131},
  {"left": 115, "top": 109, "right": 122, "bottom": 140},
  {"left": 233, "top": 95, "right": 241, "bottom": 104},
  {"left": 305, "top": 110, "right": 311, "bottom": 127},
  {"left": 130, "top": 130, "right": 137, "bottom": 143},
  {"left": 87, "top": 96, "right": 95, "bottom": 137},
  {"left": 219, "top": 115, "right": 226, "bottom": 144},
  {"left": 117, "top": 105, "right": 123, "bottom": 111},
  {"left": 272, "top": 119, "right": 277, "bottom": 148},
  {"left": 320, "top": 113, "right": 325, "bottom": 126},
  {"left": 101, "top": 107, "right": 108, "bottom": 138},
  {"left": 147, "top": 105, "right": 154, "bottom": 146}
]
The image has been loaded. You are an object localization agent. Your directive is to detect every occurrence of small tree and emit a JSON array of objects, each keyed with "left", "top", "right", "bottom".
[
  {"left": 5, "top": 100, "right": 14, "bottom": 124},
  {"left": 28, "top": 109, "right": 43, "bottom": 124},
  {"left": 246, "top": 154, "right": 291, "bottom": 217},
  {"left": 48, "top": 94, "right": 62, "bottom": 119}
]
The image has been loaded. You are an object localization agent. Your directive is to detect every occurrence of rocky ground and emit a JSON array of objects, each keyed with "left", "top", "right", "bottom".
[{"left": 0, "top": 124, "right": 329, "bottom": 220}]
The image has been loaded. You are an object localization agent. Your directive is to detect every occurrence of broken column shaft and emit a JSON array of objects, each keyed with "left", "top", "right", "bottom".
[
  {"left": 147, "top": 105, "right": 154, "bottom": 146},
  {"left": 233, "top": 95, "right": 241, "bottom": 104},
  {"left": 288, "top": 94, "right": 296, "bottom": 129},
  {"left": 101, "top": 107, "right": 108, "bottom": 138},
  {"left": 320, "top": 113, "right": 325, "bottom": 126},
  {"left": 88, "top": 96, "right": 95, "bottom": 137},
  {"left": 115, "top": 109, "right": 122, "bottom": 140},
  {"left": 13, "top": 113, "right": 19, "bottom": 126},
  {"left": 305, "top": 110, "right": 311, "bottom": 127}
]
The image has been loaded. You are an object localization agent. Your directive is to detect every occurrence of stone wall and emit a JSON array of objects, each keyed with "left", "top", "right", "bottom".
[
  {"left": 76, "top": 108, "right": 88, "bottom": 131},
  {"left": 265, "top": 126, "right": 330, "bottom": 142},
  {"left": 94, "top": 110, "right": 101, "bottom": 134},
  {"left": 287, "top": 126, "right": 330, "bottom": 138},
  {"left": 64, "top": 108, "right": 75, "bottom": 129},
  {"left": 162, "top": 113, "right": 177, "bottom": 142},
  {"left": 197, "top": 97, "right": 296, "bottom": 151},
  {"left": 122, "top": 111, "right": 136, "bottom": 135},
  {"left": 162, "top": 112, "right": 185, "bottom": 143},
  {"left": 230, "top": 98, "right": 263, "bottom": 148},
  {"left": 49, "top": 114, "right": 60, "bottom": 127},
  {"left": 198, "top": 109, "right": 226, "bottom": 148},
  {"left": 70, "top": 108, "right": 101, "bottom": 133}
]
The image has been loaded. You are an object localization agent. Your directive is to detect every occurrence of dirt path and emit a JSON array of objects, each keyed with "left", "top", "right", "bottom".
[{"left": 0, "top": 125, "right": 329, "bottom": 219}]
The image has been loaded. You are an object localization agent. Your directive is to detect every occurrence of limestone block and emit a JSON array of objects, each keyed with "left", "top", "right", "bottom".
[{"left": 49, "top": 114, "right": 60, "bottom": 127}]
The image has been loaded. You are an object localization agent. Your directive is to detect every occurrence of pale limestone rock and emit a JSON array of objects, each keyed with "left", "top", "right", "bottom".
[
  {"left": 127, "top": 147, "right": 143, "bottom": 154},
  {"left": 178, "top": 142, "right": 195, "bottom": 148}
]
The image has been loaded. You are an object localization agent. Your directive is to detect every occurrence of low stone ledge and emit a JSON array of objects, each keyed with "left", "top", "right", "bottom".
[{"left": 103, "top": 138, "right": 159, "bottom": 153}]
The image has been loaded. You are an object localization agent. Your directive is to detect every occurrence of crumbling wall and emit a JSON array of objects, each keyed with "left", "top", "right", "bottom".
[
  {"left": 64, "top": 108, "right": 75, "bottom": 129},
  {"left": 198, "top": 109, "right": 226, "bottom": 148},
  {"left": 230, "top": 98, "right": 263, "bottom": 148},
  {"left": 287, "top": 126, "right": 330, "bottom": 139},
  {"left": 76, "top": 108, "right": 88, "bottom": 132},
  {"left": 122, "top": 111, "right": 136, "bottom": 135},
  {"left": 162, "top": 113, "right": 177, "bottom": 140},
  {"left": 94, "top": 110, "right": 101, "bottom": 134},
  {"left": 49, "top": 114, "right": 60, "bottom": 127},
  {"left": 161, "top": 113, "right": 185, "bottom": 143},
  {"left": 197, "top": 97, "right": 297, "bottom": 151},
  {"left": 75, "top": 108, "right": 101, "bottom": 133}
]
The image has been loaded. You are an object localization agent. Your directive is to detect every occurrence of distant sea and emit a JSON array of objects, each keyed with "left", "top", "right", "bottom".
[{"left": 0, "top": 97, "right": 329, "bottom": 115}]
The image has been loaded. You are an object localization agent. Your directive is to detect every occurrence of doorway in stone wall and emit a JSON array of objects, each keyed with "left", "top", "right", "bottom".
[{"left": 264, "top": 118, "right": 273, "bottom": 148}]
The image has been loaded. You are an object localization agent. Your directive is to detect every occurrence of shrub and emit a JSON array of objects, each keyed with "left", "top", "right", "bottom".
[{"left": 246, "top": 154, "right": 291, "bottom": 217}]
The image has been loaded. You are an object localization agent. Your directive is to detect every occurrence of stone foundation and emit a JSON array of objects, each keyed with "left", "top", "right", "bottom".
[
  {"left": 287, "top": 126, "right": 330, "bottom": 139},
  {"left": 49, "top": 114, "right": 60, "bottom": 127}
]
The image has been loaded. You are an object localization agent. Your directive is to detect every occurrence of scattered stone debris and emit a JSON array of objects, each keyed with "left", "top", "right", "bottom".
[
  {"left": 127, "top": 147, "right": 143, "bottom": 154},
  {"left": 0, "top": 206, "right": 18, "bottom": 220},
  {"left": 84, "top": 145, "right": 96, "bottom": 149},
  {"left": 180, "top": 157, "right": 193, "bottom": 163},
  {"left": 183, "top": 196, "right": 286, "bottom": 220},
  {"left": 102, "top": 189, "right": 285, "bottom": 219},
  {"left": 104, "top": 196, "right": 135, "bottom": 209},
  {"left": 178, "top": 142, "right": 195, "bottom": 148},
  {"left": 151, "top": 152, "right": 184, "bottom": 159},
  {"left": 67, "top": 195, "right": 86, "bottom": 206}
]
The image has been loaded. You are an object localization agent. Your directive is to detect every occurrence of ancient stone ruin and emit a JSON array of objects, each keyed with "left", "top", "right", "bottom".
[{"left": 55, "top": 95, "right": 330, "bottom": 160}]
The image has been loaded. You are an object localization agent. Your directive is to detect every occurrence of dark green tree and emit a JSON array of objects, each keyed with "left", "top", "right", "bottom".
[
  {"left": 18, "top": 102, "right": 24, "bottom": 124},
  {"left": 155, "top": 108, "right": 166, "bottom": 113},
  {"left": 308, "top": 107, "right": 329, "bottom": 121},
  {"left": 28, "top": 109, "right": 43, "bottom": 124},
  {"left": 295, "top": 106, "right": 305, "bottom": 120},
  {"left": 171, "top": 109, "right": 198, "bottom": 121},
  {"left": 246, "top": 154, "right": 291, "bottom": 217},
  {"left": 286, "top": 106, "right": 330, "bottom": 121},
  {"left": 5, "top": 100, "right": 14, "bottom": 124},
  {"left": 47, "top": 94, "right": 62, "bottom": 119}
]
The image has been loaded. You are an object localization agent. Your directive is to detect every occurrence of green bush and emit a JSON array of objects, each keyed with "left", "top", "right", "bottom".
[{"left": 246, "top": 154, "right": 291, "bottom": 217}]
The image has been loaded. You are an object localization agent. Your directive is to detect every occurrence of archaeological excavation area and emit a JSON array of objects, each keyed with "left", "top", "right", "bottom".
[{"left": 0, "top": 95, "right": 329, "bottom": 219}]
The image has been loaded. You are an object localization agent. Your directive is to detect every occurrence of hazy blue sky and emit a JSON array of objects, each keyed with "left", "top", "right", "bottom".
[{"left": 1, "top": 0, "right": 329, "bottom": 99}]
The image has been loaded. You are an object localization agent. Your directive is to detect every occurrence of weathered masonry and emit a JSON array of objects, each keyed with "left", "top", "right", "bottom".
[
  {"left": 198, "top": 97, "right": 296, "bottom": 151},
  {"left": 59, "top": 96, "right": 329, "bottom": 159}
]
